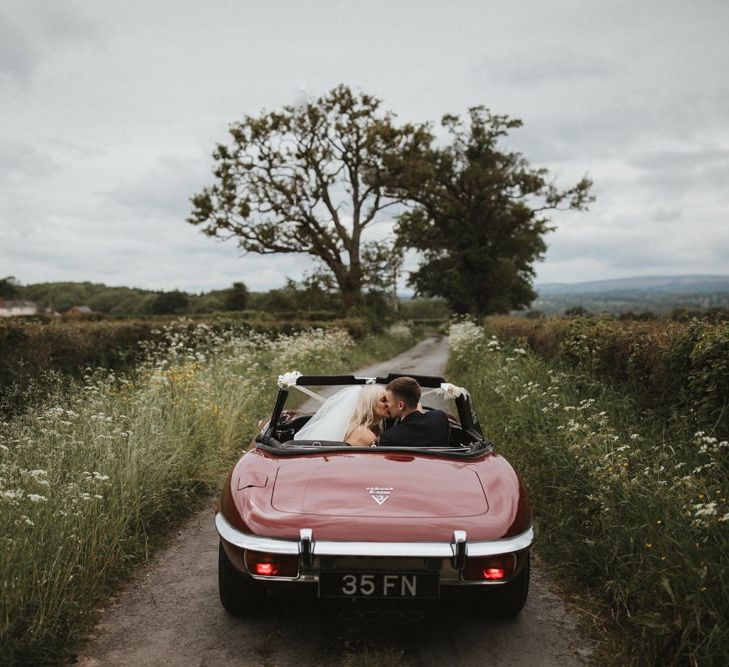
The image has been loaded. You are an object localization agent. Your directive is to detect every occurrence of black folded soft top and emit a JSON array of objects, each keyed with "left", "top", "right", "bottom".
[{"left": 293, "top": 372, "right": 446, "bottom": 388}]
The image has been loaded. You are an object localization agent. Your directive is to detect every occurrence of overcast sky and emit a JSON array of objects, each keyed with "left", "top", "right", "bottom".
[{"left": 1, "top": 0, "right": 727, "bottom": 293}]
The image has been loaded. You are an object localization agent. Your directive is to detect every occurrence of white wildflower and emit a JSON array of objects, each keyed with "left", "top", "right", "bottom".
[
  {"left": 693, "top": 502, "right": 718, "bottom": 517},
  {"left": 447, "top": 321, "right": 486, "bottom": 354},
  {"left": 387, "top": 322, "right": 412, "bottom": 339}
]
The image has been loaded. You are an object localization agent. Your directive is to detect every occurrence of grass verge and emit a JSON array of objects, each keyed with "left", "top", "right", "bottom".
[{"left": 447, "top": 321, "right": 728, "bottom": 666}]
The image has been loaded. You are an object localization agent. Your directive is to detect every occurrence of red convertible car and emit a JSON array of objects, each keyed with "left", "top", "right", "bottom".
[{"left": 216, "top": 373, "right": 532, "bottom": 616}]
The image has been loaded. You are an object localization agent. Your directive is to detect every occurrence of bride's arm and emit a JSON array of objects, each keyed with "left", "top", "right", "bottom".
[{"left": 345, "top": 425, "right": 378, "bottom": 446}]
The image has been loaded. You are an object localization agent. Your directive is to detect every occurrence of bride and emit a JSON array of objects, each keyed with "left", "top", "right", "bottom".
[{"left": 294, "top": 385, "right": 389, "bottom": 446}]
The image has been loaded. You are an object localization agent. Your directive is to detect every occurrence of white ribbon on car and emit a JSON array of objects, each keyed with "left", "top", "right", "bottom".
[
  {"left": 277, "top": 370, "right": 326, "bottom": 403},
  {"left": 277, "top": 370, "right": 302, "bottom": 388},
  {"left": 421, "top": 382, "right": 467, "bottom": 400}
]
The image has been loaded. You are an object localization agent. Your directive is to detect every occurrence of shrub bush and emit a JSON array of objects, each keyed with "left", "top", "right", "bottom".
[{"left": 485, "top": 316, "right": 729, "bottom": 439}]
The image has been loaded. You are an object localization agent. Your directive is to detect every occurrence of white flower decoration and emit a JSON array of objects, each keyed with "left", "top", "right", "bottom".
[
  {"left": 277, "top": 370, "right": 302, "bottom": 388},
  {"left": 437, "top": 382, "right": 466, "bottom": 399}
]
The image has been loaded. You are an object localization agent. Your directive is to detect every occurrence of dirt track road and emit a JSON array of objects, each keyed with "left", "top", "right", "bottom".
[{"left": 76, "top": 337, "right": 593, "bottom": 666}]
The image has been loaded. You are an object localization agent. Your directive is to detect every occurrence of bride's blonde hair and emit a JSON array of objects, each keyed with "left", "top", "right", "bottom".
[{"left": 344, "top": 385, "right": 384, "bottom": 441}]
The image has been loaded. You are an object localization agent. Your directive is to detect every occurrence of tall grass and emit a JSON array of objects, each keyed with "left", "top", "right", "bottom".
[
  {"left": 447, "top": 321, "right": 728, "bottom": 666},
  {"left": 0, "top": 322, "right": 417, "bottom": 665}
]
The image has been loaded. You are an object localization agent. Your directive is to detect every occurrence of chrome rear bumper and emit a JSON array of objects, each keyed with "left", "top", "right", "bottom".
[{"left": 215, "top": 513, "right": 533, "bottom": 560}]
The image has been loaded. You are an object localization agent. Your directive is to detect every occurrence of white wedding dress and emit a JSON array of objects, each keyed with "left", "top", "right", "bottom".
[{"left": 293, "top": 385, "right": 363, "bottom": 441}]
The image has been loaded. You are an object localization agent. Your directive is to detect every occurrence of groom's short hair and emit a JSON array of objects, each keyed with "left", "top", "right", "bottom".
[{"left": 386, "top": 376, "right": 421, "bottom": 408}]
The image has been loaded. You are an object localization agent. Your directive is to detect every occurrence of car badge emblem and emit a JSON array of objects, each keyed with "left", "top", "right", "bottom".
[{"left": 367, "top": 486, "right": 393, "bottom": 505}]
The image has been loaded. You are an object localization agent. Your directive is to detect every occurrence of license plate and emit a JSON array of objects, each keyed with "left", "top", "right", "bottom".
[{"left": 319, "top": 572, "right": 439, "bottom": 599}]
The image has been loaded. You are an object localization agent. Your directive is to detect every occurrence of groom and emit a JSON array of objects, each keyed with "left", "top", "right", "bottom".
[{"left": 378, "top": 376, "right": 451, "bottom": 447}]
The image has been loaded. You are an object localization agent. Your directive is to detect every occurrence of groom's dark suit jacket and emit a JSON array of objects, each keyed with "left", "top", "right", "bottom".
[{"left": 378, "top": 409, "right": 451, "bottom": 447}]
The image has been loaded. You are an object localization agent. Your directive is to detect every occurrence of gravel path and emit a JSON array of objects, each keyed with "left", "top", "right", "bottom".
[{"left": 75, "top": 336, "right": 593, "bottom": 666}]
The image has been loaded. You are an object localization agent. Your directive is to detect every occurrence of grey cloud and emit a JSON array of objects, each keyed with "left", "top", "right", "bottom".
[
  {"left": 2, "top": 219, "right": 315, "bottom": 292},
  {"left": 105, "top": 155, "right": 209, "bottom": 219},
  {"left": 0, "top": 188, "right": 318, "bottom": 292},
  {"left": 47, "top": 137, "right": 108, "bottom": 161},
  {"left": 659, "top": 87, "right": 729, "bottom": 140},
  {"left": 0, "top": 10, "right": 36, "bottom": 83},
  {"left": 651, "top": 206, "right": 682, "bottom": 223},
  {"left": 516, "top": 85, "right": 729, "bottom": 170},
  {"left": 33, "top": 1, "right": 97, "bottom": 45},
  {"left": 0, "top": 138, "right": 60, "bottom": 183},
  {"left": 544, "top": 213, "right": 728, "bottom": 275},
  {"left": 628, "top": 148, "right": 729, "bottom": 172},
  {"left": 0, "top": 1, "right": 96, "bottom": 85},
  {"left": 483, "top": 53, "right": 614, "bottom": 86},
  {"left": 632, "top": 154, "right": 729, "bottom": 197}
]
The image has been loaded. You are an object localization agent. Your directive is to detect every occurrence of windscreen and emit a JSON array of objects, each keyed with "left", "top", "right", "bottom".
[{"left": 264, "top": 381, "right": 481, "bottom": 453}]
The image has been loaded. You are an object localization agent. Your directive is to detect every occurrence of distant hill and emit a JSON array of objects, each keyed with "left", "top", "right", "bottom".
[
  {"left": 537, "top": 275, "right": 729, "bottom": 296},
  {"left": 6, "top": 279, "right": 342, "bottom": 318},
  {"left": 531, "top": 275, "right": 729, "bottom": 315}
]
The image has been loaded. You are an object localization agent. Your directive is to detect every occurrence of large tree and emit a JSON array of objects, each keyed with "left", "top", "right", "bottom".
[
  {"left": 0, "top": 276, "right": 21, "bottom": 300},
  {"left": 223, "top": 281, "right": 249, "bottom": 311},
  {"left": 390, "top": 107, "right": 594, "bottom": 315},
  {"left": 188, "top": 85, "right": 428, "bottom": 309}
]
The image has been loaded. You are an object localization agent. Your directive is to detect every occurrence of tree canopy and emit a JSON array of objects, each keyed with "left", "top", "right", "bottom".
[
  {"left": 222, "top": 282, "right": 249, "bottom": 311},
  {"left": 389, "top": 107, "right": 593, "bottom": 315},
  {"left": 188, "top": 85, "right": 427, "bottom": 309},
  {"left": 0, "top": 276, "right": 20, "bottom": 300},
  {"left": 150, "top": 290, "right": 190, "bottom": 315}
]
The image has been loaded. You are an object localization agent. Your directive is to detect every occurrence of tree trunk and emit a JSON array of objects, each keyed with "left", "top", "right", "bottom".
[
  {"left": 340, "top": 285, "right": 362, "bottom": 310},
  {"left": 339, "top": 274, "right": 363, "bottom": 310}
]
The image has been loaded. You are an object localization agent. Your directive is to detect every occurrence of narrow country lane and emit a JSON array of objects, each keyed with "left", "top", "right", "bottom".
[{"left": 75, "top": 336, "right": 594, "bottom": 667}]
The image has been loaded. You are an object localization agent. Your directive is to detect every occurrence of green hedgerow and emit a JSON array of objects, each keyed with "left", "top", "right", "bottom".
[{"left": 446, "top": 321, "right": 729, "bottom": 666}]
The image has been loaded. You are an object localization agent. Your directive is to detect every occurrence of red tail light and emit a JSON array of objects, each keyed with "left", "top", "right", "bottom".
[
  {"left": 463, "top": 554, "right": 517, "bottom": 581},
  {"left": 483, "top": 567, "right": 506, "bottom": 580},
  {"left": 244, "top": 550, "right": 299, "bottom": 578}
]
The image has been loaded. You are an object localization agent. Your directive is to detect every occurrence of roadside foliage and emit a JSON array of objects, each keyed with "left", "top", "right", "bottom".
[
  {"left": 485, "top": 315, "right": 729, "bottom": 440},
  {"left": 0, "top": 315, "right": 369, "bottom": 420},
  {"left": 0, "top": 322, "right": 415, "bottom": 665},
  {"left": 447, "top": 320, "right": 728, "bottom": 666}
]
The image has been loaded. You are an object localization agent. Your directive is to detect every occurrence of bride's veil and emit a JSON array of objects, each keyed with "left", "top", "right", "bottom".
[{"left": 293, "top": 385, "right": 363, "bottom": 441}]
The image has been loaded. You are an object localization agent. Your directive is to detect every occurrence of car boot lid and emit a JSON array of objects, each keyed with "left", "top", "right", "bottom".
[{"left": 270, "top": 452, "right": 489, "bottom": 518}]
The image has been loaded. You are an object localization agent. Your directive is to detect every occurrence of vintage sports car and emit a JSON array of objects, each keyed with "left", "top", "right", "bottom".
[{"left": 216, "top": 373, "right": 532, "bottom": 616}]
